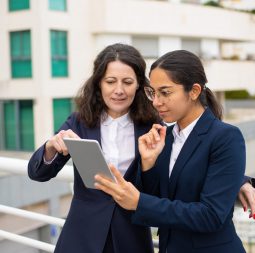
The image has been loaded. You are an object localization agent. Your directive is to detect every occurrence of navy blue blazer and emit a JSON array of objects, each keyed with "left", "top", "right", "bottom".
[
  {"left": 133, "top": 108, "right": 246, "bottom": 253},
  {"left": 28, "top": 113, "right": 154, "bottom": 253}
]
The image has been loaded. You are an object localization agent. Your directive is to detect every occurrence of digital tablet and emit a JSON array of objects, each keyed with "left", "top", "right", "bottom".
[{"left": 63, "top": 138, "right": 114, "bottom": 188}]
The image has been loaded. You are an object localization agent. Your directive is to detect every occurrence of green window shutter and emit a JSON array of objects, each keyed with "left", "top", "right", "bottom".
[
  {"left": 53, "top": 98, "right": 72, "bottom": 132},
  {"left": 49, "top": 0, "right": 67, "bottom": 11},
  {"left": 20, "top": 100, "right": 35, "bottom": 151},
  {"left": 12, "top": 60, "right": 32, "bottom": 78},
  {"left": 22, "top": 31, "right": 31, "bottom": 57},
  {"left": 4, "top": 101, "right": 16, "bottom": 150},
  {"left": 9, "top": 0, "right": 30, "bottom": 11},
  {"left": 10, "top": 31, "right": 32, "bottom": 78},
  {"left": 52, "top": 60, "right": 68, "bottom": 77},
  {"left": 51, "top": 30, "right": 68, "bottom": 77}
]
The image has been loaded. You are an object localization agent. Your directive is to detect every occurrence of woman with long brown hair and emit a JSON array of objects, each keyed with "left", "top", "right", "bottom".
[{"left": 28, "top": 43, "right": 159, "bottom": 253}]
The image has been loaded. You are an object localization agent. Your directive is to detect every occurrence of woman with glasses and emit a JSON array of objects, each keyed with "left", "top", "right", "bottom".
[
  {"left": 28, "top": 43, "right": 160, "bottom": 253},
  {"left": 95, "top": 50, "right": 252, "bottom": 253}
]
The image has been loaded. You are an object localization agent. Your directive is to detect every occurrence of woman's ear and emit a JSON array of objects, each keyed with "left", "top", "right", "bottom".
[{"left": 190, "top": 83, "right": 202, "bottom": 101}]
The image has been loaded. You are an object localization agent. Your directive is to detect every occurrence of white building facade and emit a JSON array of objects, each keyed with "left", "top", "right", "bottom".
[{"left": 1, "top": 0, "right": 255, "bottom": 151}]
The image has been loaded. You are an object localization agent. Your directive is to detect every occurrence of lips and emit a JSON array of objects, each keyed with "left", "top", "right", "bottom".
[
  {"left": 111, "top": 98, "right": 126, "bottom": 102},
  {"left": 158, "top": 111, "right": 168, "bottom": 116}
]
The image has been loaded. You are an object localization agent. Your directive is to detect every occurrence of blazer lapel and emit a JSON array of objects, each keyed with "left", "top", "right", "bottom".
[
  {"left": 85, "top": 126, "right": 101, "bottom": 144},
  {"left": 168, "top": 130, "right": 202, "bottom": 199},
  {"left": 168, "top": 108, "right": 216, "bottom": 199},
  {"left": 157, "top": 127, "right": 174, "bottom": 198}
]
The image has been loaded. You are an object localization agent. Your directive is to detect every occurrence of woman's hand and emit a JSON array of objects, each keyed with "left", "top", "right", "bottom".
[
  {"left": 94, "top": 165, "right": 140, "bottom": 210},
  {"left": 138, "top": 124, "right": 167, "bottom": 171},
  {"left": 238, "top": 182, "right": 255, "bottom": 219},
  {"left": 45, "top": 129, "right": 80, "bottom": 160}
]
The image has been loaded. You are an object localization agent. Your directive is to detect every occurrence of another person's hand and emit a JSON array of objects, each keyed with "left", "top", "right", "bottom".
[
  {"left": 138, "top": 124, "right": 167, "bottom": 171},
  {"left": 94, "top": 164, "right": 140, "bottom": 210},
  {"left": 238, "top": 182, "right": 255, "bottom": 219},
  {"left": 45, "top": 129, "right": 80, "bottom": 160}
]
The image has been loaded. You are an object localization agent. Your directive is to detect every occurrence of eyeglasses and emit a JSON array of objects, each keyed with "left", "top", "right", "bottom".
[{"left": 144, "top": 86, "right": 174, "bottom": 101}]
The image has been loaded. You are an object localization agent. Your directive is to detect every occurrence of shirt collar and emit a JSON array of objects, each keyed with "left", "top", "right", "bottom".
[
  {"left": 101, "top": 112, "right": 132, "bottom": 127},
  {"left": 172, "top": 114, "right": 202, "bottom": 140}
]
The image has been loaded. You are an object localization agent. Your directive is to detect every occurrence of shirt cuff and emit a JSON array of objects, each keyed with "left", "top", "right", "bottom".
[{"left": 43, "top": 152, "right": 58, "bottom": 165}]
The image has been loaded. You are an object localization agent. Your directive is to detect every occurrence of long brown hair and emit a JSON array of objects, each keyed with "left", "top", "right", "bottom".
[
  {"left": 150, "top": 50, "right": 223, "bottom": 120},
  {"left": 75, "top": 43, "right": 160, "bottom": 127}
]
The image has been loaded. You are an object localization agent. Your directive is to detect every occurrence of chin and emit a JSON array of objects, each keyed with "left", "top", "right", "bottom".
[
  {"left": 109, "top": 107, "right": 129, "bottom": 116},
  {"left": 163, "top": 116, "right": 176, "bottom": 124}
]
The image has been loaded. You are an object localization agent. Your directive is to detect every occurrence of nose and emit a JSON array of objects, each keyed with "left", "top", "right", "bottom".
[
  {"left": 152, "top": 94, "right": 162, "bottom": 108},
  {"left": 114, "top": 82, "right": 124, "bottom": 94}
]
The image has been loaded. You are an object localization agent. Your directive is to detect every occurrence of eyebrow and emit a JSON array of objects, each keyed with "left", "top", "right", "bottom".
[
  {"left": 104, "top": 76, "right": 117, "bottom": 79},
  {"left": 150, "top": 85, "right": 174, "bottom": 91},
  {"left": 104, "top": 76, "right": 135, "bottom": 80}
]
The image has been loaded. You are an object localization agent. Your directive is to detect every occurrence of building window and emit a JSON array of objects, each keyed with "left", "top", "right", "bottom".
[
  {"left": 50, "top": 30, "right": 68, "bottom": 77},
  {"left": 10, "top": 30, "right": 32, "bottom": 78},
  {"left": 1, "top": 100, "right": 34, "bottom": 151},
  {"left": 181, "top": 38, "right": 201, "bottom": 57},
  {"left": 53, "top": 98, "right": 74, "bottom": 132},
  {"left": 132, "top": 37, "right": 159, "bottom": 59},
  {"left": 49, "top": 0, "right": 67, "bottom": 11},
  {"left": 9, "top": 0, "right": 29, "bottom": 11}
]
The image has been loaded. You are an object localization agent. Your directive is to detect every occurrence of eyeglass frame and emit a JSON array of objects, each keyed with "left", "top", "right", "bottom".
[{"left": 144, "top": 86, "right": 175, "bottom": 101}]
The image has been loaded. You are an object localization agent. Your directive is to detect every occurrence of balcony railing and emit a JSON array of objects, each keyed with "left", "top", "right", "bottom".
[
  {"left": 0, "top": 204, "right": 65, "bottom": 252},
  {"left": 0, "top": 156, "right": 72, "bottom": 252}
]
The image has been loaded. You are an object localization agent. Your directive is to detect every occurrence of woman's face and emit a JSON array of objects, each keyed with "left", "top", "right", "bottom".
[
  {"left": 149, "top": 67, "right": 194, "bottom": 127},
  {"left": 101, "top": 60, "right": 139, "bottom": 119}
]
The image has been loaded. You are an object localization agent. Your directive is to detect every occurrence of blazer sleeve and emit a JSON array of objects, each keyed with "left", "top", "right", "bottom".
[
  {"left": 27, "top": 113, "right": 77, "bottom": 182},
  {"left": 135, "top": 161, "right": 160, "bottom": 195},
  {"left": 133, "top": 126, "right": 246, "bottom": 233}
]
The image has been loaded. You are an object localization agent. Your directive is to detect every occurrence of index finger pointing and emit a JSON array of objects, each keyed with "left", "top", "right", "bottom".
[{"left": 109, "top": 164, "right": 126, "bottom": 185}]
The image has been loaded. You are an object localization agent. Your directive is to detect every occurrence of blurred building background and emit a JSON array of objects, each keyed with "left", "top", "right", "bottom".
[{"left": 0, "top": 0, "right": 255, "bottom": 252}]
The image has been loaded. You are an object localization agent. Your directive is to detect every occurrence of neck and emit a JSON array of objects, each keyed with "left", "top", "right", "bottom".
[
  {"left": 177, "top": 104, "right": 205, "bottom": 130},
  {"left": 107, "top": 111, "right": 128, "bottom": 119}
]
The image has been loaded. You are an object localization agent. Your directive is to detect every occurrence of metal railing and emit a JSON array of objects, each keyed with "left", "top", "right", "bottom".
[
  {"left": 0, "top": 156, "right": 72, "bottom": 252},
  {"left": 0, "top": 205, "right": 65, "bottom": 252},
  {"left": 0, "top": 156, "right": 74, "bottom": 182}
]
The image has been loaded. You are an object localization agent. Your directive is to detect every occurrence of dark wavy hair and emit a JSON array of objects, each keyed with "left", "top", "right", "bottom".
[
  {"left": 75, "top": 43, "right": 160, "bottom": 127},
  {"left": 150, "top": 50, "right": 223, "bottom": 120}
]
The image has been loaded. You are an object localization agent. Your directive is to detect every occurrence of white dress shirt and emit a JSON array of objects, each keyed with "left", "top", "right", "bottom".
[
  {"left": 101, "top": 113, "right": 135, "bottom": 176},
  {"left": 169, "top": 116, "right": 201, "bottom": 177}
]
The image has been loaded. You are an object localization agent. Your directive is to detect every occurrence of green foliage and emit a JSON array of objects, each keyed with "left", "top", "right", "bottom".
[
  {"left": 225, "top": 90, "right": 251, "bottom": 99},
  {"left": 203, "top": 1, "right": 221, "bottom": 8}
]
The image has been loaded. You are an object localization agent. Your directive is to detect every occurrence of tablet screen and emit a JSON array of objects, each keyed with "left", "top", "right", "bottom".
[{"left": 63, "top": 138, "right": 114, "bottom": 188}]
